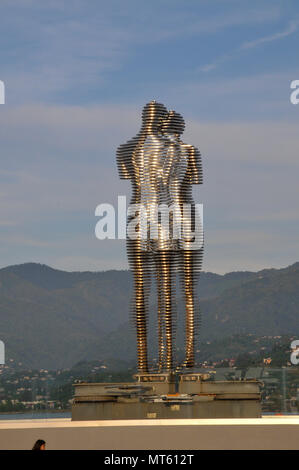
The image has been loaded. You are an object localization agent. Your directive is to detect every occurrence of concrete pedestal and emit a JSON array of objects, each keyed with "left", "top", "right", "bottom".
[{"left": 72, "top": 374, "right": 261, "bottom": 420}]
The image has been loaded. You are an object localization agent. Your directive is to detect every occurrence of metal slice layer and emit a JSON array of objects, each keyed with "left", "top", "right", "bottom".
[{"left": 117, "top": 101, "right": 203, "bottom": 373}]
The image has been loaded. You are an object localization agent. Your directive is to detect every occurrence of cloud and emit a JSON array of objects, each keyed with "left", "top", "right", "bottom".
[
  {"left": 0, "top": 1, "right": 282, "bottom": 103},
  {"left": 236, "top": 211, "right": 299, "bottom": 223},
  {"left": 240, "top": 20, "right": 299, "bottom": 50},
  {"left": 164, "top": 70, "right": 299, "bottom": 124},
  {"left": 205, "top": 225, "right": 299, "bottom": 274},
  {"left": 0, "top": 103, "right": 298, "bottom": 273},
  {"left": 149, "top": 6, "right": 280, "bottom": 41},
  {"left": 186, "top": 119, "right": 299, "bottom": 165},
  {"left": 0, "top": 2, "right": 298, "bottom": 274},
  {"left": 200, "top": 53, "right": 233, "bottom": 73},
  {"left": 53, "top": 253, "right": 127, "bottom": 272},
  {"left": 200, "top": 21, "right": 299, "bottom": 73}
]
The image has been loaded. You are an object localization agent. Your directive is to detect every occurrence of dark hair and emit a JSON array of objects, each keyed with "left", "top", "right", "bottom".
[{"left": 32, "top": 439, "right": 46, "bottom": 450}]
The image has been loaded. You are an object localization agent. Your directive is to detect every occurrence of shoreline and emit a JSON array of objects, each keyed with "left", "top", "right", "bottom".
[
  {"left": 0, "top": 410, "right": 71, "bottom": 420},
  {"left": 0, "top": 409, "right": 70, "bottom": 415}
]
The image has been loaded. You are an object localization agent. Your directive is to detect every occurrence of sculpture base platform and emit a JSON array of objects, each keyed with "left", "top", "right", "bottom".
[{"left": 72, "top": 373, "right": 261, "bottom": 420}]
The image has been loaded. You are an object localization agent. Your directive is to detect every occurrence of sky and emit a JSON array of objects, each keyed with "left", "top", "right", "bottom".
[{"left": 0, "top": 0, "right": 298, "bottom": 274}]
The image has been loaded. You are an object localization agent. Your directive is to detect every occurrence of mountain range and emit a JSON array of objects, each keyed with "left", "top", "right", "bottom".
[{"left": 0, "top": 262, "right": 298, "bottom": 369}]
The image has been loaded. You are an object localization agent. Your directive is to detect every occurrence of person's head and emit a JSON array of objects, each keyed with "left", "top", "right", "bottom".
[
  {"left": 161, "top": 110, "right": 185, "bottom": 135},
  {"left": 32, "top": 439, "right": 46, "bottom": 450},
  {"left": 142, "top": 100, "right": 168, "bottom": 133}
]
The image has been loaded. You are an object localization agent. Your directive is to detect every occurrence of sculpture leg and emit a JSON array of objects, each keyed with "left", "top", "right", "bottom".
[
  {"left": 182, "top": 250, "right": 197, "bottom": 368},
  {"left": 156, "top": 266, "right": 165, "bottom": 371},
  {"left": 128, "top": 240, "right": 150, "bottom": 373},
  {"left": 156, "top": 250, "right": 174, "bottom": 371}
]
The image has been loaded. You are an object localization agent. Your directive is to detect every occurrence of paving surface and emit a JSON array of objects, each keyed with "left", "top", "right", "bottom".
[{"left": 0, "top": 416, "right": 298, "bottom": 449}]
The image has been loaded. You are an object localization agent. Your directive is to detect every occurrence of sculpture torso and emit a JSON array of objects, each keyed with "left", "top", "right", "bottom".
[{"left": 131, "top": 133, "right": 188, "bottom": 251}]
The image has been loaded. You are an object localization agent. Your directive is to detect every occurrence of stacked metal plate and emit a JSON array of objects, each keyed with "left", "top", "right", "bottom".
[{"left": 116, "top": 101, "right": 203, "bottom": 373}]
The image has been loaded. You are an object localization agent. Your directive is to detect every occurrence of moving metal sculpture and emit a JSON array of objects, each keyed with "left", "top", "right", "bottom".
[{"left": 117, "top": 101, "right": 203, "bottom": 373}]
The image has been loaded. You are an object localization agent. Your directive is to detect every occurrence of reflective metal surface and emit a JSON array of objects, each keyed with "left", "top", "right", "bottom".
[{"left": 117, "top": 101, "right": 203, "bottom": 373}]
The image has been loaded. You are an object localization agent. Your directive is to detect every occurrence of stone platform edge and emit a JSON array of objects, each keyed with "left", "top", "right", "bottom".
[{"left": 0, "top": 417, "right": 298, "bottom": 450}]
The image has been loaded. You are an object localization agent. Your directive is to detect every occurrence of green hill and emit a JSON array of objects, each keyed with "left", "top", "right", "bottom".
[{"left": 0, "top": 262, "right": 298, "bottom": 369}]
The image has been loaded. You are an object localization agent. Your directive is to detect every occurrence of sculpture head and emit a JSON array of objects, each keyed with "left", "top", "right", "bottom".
[
  {"left": 142, "top": 100, "right": 168, "bottom": 133},
  {"left": 161, "top": 110, "right": 185, "bottom": 136}
]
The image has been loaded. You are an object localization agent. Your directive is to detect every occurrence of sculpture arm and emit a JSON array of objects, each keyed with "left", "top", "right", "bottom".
[
  {"left": 116, "top": 146, "right": 132, "bottom": 180},
  {"left": 186, "top": 145, "right": 203, "bottom": 185}
]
